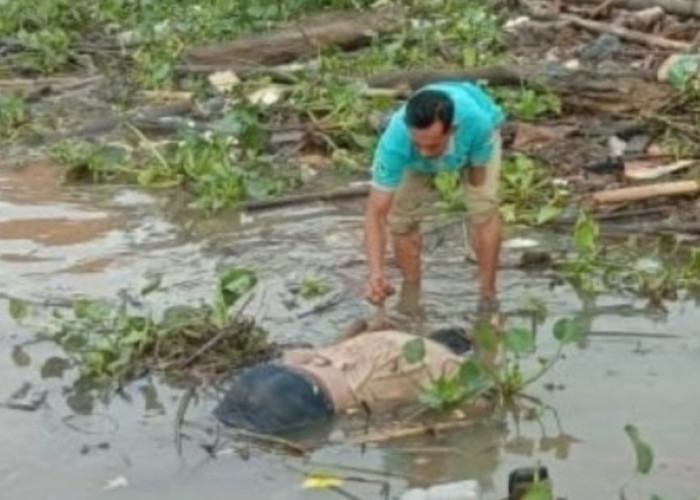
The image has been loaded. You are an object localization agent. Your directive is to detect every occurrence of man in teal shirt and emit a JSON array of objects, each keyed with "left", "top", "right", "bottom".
[{"left": 364, "top": 81, "right": 504, "bottom": 316}]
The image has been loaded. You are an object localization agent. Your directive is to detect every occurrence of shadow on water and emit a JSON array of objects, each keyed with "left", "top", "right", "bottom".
[{"left": 1, "top": 162, "right": 700, "bottom": 499}]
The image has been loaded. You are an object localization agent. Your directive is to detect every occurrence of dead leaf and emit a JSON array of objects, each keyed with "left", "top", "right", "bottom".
[
  {"left": 625, "top": 160, "right": 694, "bottom": 180},
  {"left": 302, "top": 473, "right": 344, "bottom": 489},
  {"left": 512, "top": 122, "right": 577, "bottom": 151},
  {"left": 208, "top": 70, "right": 240, "bottom": 93}
]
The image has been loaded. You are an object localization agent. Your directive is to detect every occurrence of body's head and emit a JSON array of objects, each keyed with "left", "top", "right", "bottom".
[
  {"left": 428, "top": 327, "right": 472, "bottom": 355},
  {"left": 404, "top": 89, "right": 455, "bottom": 158},
  {"left": 213, "top": 364, "right": 333, "bottom": 435}
]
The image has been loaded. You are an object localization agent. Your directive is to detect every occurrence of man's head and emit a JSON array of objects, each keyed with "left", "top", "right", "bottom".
[
  {"left": 404, "top": 89, "right": 455, "bottom": 158},
  {"left": 429, "top": 327, "right": 472, "bottom": 355}
]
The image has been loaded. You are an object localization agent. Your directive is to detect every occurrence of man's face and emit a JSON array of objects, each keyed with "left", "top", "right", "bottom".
[{"left": 409, "top": 121, "right": 451, "bottom": 158}]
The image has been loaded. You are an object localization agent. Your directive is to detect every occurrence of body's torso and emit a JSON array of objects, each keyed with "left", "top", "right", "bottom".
[{"left": 282, "top": 330, "right": 466, "bottom": 412}]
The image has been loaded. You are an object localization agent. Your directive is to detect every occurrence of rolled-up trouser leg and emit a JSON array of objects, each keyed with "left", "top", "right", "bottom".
[
  {"left": 462, "top": 130, "right": 502, "bottom": 225},
  {"left": 386, "top": 171, "right": 433, "bottom": 314}
]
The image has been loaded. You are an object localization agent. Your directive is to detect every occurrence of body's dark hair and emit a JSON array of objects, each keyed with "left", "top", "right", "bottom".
[
  {"left": 428, "top": 327, "right": 472, "bottom": 355},
  {"left": 405, "top": 89, "right": 454, "bottom": 130}
]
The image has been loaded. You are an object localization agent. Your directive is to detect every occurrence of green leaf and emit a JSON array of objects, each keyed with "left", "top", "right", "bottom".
[
  {"left": 473, "top": 320, "right": 500, "bottom": 353},
  {"left": 553, "top": 317, "right": 586, "bottom": 344},
  {"left": 11, "top": 346, "right": 31, "bottom": 367},
  {"left": 217, "top": 267, "right": 257, "bottom": 307},
  {"left": 573, "top": 211, "right": 598, "bottom": 255},
  {"left": 522, "top": 480, "right": 553, "bottom": 500},
  {"left": 73, "top": 299, "right": 112, "bottom": 320},
  {"left": 504, "top": 327, "right": 534, "bottom": 354},
  {"left": 161, "top": 305, "right": 200, "bottom": 327},
  {"left": 624, "top": 424, "right": 654, "bottom": 475},
  {"left": 402, "top": 338, "right": 426, "bottom": 364},
  {"left": 536, "top": 205, "right": 561, "bottom": 225},
  {"left": 140, "top": 274, "right": 163, "bottom": 296},
  {"left": 8, "top": 297, "right": 28, "bottom": 323},
  {"left": 458, "top": 360, "right": 484, "bottom": 388}
]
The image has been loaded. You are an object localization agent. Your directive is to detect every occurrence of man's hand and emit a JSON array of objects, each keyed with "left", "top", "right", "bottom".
[{"left": 365, "top": 273, "right": 395, "bottom": 305}]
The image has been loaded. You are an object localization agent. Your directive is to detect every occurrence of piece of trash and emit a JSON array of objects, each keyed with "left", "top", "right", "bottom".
[
  {"left": 104, "top": 475, "right": 129, "bottom": 490},
  {"left": 563, "top": 58, "right": 581, "bottom": 70},
  {"left": 247, "top": 85, "right": 286, "bottom": 106},
  {"left": 578, "top": 33, "right": 621, "bottom": 64},
  {"left": 302, "top": 473, "right": 344, "bottom": 490},
  {"left": 625, "top": 159, "right": 695, "bottom": 180},
  {"left": 504, "top": 16, "right": 531, "bottom": 33},
  {"left": 208, "top": 70, "right": 240, "bottom": 93},
  {"left": 509, "top": 466, "right": 552, "bottom": 500},
  {"left": 584, "top": 156, "right": 624, "bottom": 175},
  {"left": 657, "top": 53, "right": 700, "bottom": 87},
  {"left": 400, "top": 479, "right": 480, "bottom": 500},
  {"left": 635, "top": 257, "right": 663, "bottom": 274},
  {"left": 2, "top": 387, "right": 48, "bottom": 412},
  {"left": 608, "top": 135, "right": 627, "bottom": 157},
  {"left": 504, "top": 237, "right": 539, "bottom": 249},
  {"left": 299, "top": 164, "right": 318, "bottom": 183}
]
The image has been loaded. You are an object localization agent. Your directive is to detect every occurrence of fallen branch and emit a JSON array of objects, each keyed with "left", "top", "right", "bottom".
[
  {"left": 589, "top": 180, "right": 700, "bottom": 205},
  {"left": 367, "top": 65, "right": 669, "bottom": 114},
  {"left": 240, "top": 183, "right": 370, "bottom": 211},
  {"left": 563, "top": 0, "right": 700, "bottom": 19},
  {"left": 345, "top": 419, "right": 479, "bottom": 445},
  {"left": 175, "top": 293, "right": 255, "bottom": 370},
  {"left": 219, "top": 426, "right": 308, "bottom": 455},
  {"left": 588, "top": 330, "right": 681, "bottom": 338},
  {"left": 562, "top": 14, "right": 691, "bottom": 51},
  {"left": 182, "top": 7, "right": 405, "bottom": 72},
  {"left": 174, "top": 386, "right": 196, "bottom": 456}
]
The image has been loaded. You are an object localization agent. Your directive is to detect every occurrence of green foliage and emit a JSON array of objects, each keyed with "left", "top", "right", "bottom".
[
  {"left": 624, "top": 424, "right": 654, "bottom": 475},
  {"left": 0, "top": 0, "right": 375, "bottom": 78},
  {"left": 504, "top": 327, "right": 535, "bottom": 354},
  {"left": 0, "top": 91, "right": 27, "bottom": 139},
  {"left": 8, "top": 297, "right": 28, "bottom": 323},
  {"left": 11, "top": 268, "right": 265, "bottom": 383},
  {"left": 434, "top": 171, "right": 465, "bottom": 212},
  {"left": 620, "top": 425, "right": 667, "bottom": 500},
  {"left": 402, "top": 337, "right": 427, "bottom": 364},
  {"left": 559, "top": 212, "right": 700, "bottom": 305},
  {"left": 495, "top": 86, "right": 562, "bottom": 121},
  {"left": 500, "top": 153, "right": 567, "bottom": 225},
  {"left": 49, "top": 139, "right": 130, "bottom": 182},
  {"left": 16, "top": 28, "right": 71, "bottom": 73},
  {"left": 299, "top": 275, "right": 330, "bottom": 299},
  {"left": 403, "top": 317, "right": 586, "bottom": 413}
]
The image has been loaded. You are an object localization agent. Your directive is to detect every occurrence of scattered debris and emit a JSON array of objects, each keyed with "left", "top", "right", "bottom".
[{"left": 103, "top": 475, "right": 129, "bottom": 491}]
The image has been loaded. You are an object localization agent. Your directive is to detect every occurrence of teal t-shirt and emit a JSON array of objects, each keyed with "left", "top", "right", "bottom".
[{"left": 371, "top": 81, "right": 505, "bottom": 190}]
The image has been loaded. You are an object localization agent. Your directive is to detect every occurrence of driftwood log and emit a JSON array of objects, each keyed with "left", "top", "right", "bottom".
[
  {"left": 562, "top": 14, "right": 691, "bottom": 50},
  {"left": 590, "top": 179, "right": 700, "bottom": 204},
  {"left": 564, "top": 0, "right": 700, "bottom": 18},
  {"left": 181, "top": 8, "right": 405, "bottom": 73},
  {"left": 366, "top": 66, "right": 672, "bottom": 114}
]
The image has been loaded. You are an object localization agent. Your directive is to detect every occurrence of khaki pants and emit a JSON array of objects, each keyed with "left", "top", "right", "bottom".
[{"left": 387, "top": 131, "right": 502, "bottom": 234}]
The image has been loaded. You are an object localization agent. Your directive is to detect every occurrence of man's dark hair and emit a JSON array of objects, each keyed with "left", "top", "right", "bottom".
[
  {"left": 429, "top": 327, "right": 472, "bottom": 355},
  {"left": 405, "top": 89, "right": 454, "bottom": 130}
]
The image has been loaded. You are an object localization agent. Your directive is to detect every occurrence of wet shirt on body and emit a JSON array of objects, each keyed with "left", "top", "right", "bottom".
[
  {"left": 371, "top": 81, "right": 505, "bottom": 190},
  {"left": 282, "top": 330, "right": 466, "bottom": 411}
]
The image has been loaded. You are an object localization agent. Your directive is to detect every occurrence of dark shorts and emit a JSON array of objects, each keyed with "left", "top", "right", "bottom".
[{"left": 213, "top": 363, "right": 334, "bottom": 435}]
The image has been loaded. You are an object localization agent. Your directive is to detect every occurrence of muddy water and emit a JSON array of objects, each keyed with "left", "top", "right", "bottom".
[{"left": 1, "top": 163, "right": 699, "bottom": 499}]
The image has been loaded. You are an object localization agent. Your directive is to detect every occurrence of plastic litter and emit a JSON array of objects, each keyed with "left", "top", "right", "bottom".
[
  {"left": 400, "top": 480, "right": 480, "bottom": 500},
  {"left": 657, "top": 53, "right": 700, "bottom": 87}
]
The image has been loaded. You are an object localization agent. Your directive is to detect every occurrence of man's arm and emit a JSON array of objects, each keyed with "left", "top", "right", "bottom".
[
  {"left": 465, "top": 128, "right": 502, "bottom": 307},
  {"left": 364, "top": 188, "right": 394, "bottom": 304}
]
